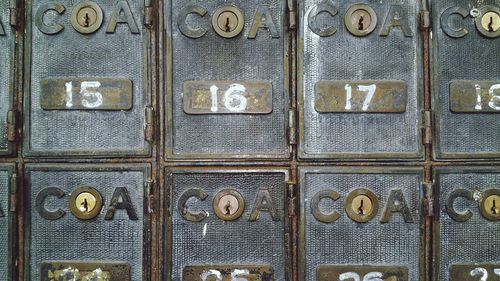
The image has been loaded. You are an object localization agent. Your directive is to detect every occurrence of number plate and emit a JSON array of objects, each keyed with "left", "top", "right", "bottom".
[
  {"left": 315, "top": 80, "right": 406, "bottom": 113},
  {"left": 41, "top": 261, "right": 131, "bottom": 281},
  {"left": 183, "top": 265, "right": 274, "bottom": 281},
  {"left": 183, "top": 81, "right": 272, "bottom": 114},
  {"left": 317, "top": 265, "right": 408, "bottom": 281},
  {"left": 450, "top": 81, "right": 500, "bottom": 113},
  {"left": 40, "top": 78, "right": 133, "bottom": 110},
  {"left": 450, "top": 264, "right": 500, "bottom": 281}
]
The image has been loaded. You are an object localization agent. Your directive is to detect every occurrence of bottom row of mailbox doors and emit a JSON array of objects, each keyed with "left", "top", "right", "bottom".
[{"left": 0, "top": 164, "right": 497, "bottom": 280}]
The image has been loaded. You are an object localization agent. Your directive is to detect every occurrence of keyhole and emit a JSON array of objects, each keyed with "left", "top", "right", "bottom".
[
  {"left": 358, "top": 16, "right": 364, "bottom": 30},
  {"left": 83, "top": 12, "right": 90, "bottom": 27},
  {"left": 488, "top": 16, "right": 494, "bottom": 32},
  {"left": 225, "top": 200, "right": 232, "bottom": 215},
  {"left": 358, "top": 199, "right": 365, "bottom": 215},
  {"left": 492, "top": 199, "right": 498, "bottom": 215},
  {"left": 81, "top": 198, "right": 89, "bottom": 212},
  {"left": 225, "top": 17, "right": 231, "bottom": 32}
]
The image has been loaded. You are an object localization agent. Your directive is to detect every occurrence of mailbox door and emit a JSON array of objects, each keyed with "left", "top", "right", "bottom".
[
  {"left": 299, "top": 0, "right": 423, "bottom": 160},
  {"left": 24, "top": 0, "right": 152, "bottom": 157},
  {"left": 0, "top": 3, "right": 14, "bottom": 155},
  {"left": 25, "top": 164, "right": 150, "bottom": 281},
  {"left": 0, "top": 164, "right": 14, "bottom": 281}
]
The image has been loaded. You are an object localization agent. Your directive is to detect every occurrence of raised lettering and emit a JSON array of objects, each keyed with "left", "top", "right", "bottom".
[
  {"left": 249, "top": 188, "right": 279, "bottom": 221},
  {"left": 36, "top": 187, "right": 66, "bottom": 220},
  {"left": 446, "top": 189, "right": 473, "bottom": 222},
  {"left": 178, "top": 188, "right": 209, "bottom": 222},
  {"left": 311, "top": 190, "right": 341, "bottom": 223},
  {"left": 177, "top": 5, "right": 208, "bottom": 39},
  {"left": 35, "top": 2, "right": 66, "bottom": 35},
  {"left": 248, "top": 5, "right": 280, "bottom": 39},
  {"left": 106, "top": 0, "right": 140, "bottom": 34},
  {"left": 379, "top": 5, "right": 413, "bottom": 37},
  {"left": 380, "top": 189, "right": 414, "bottom": 223},
  {"left": 104, "top": 187, "right": 138, "bottom": 220}
]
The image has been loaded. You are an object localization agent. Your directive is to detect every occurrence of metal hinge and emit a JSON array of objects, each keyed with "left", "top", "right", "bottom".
[
  {"left": 288, "top": 109, "right": 297, "bottom": 145},
  {"left": 144, "top": 0, "right": 154, "bottom": 28},
  {"left": 287, "top": 0, "right": 297, "bottom": 29},
  {"left": 145, "top": 178, "right": 155, "bottom": 214},
  {"left": 9, "top": 173, "right": 17, "bottom": 213},
  {"left": 287, "top": 183, "right": 297, "bottom": 218},
  {"left": 6, "top": 109, "right": 17, "bottom": 143},
  {"left": 9, "top": 0, "right": 20, "bottom": 29},
  {"left": 423, "top": 182, "right": 434, "bottom": 217},
  {"left": 419, "top": 10, "right": 431, "bottom": 31},
  {"left": 422, "top": 110, "right": 432, "bottom": 145},
  {"left": 144, "top": 107, "right": 154, "bottom": 142}
]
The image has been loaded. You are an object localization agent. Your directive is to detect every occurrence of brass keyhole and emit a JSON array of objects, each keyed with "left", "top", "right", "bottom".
[
  {"left": 358, "top": 199, "right": 364, "bottom": 214},
  {"left": 81, "top": 198, "right": 89, "bottom": 212},
  {"left": 358, "top": 16, "right": 364, "bottom": 31},
  {"left": 83, "top": 12, "right": 90, "bottom": 27},
  {"left": 75, "top": 192, "right": 97, "bottom": 213},
  {"left": 225, "top": 17, "right": 231, "bottom": 32},
  {"left": 492, "top": 199, "right": 498, "bottom": 214},
  {"left": 351, "top": 195, "right": 373, "bottom": 217},
  {"left": 225, "top": 200, "right": 232, "bottom": 215},
  {"left": 489, "top": 16, "right": 494, "bottom": 32}
]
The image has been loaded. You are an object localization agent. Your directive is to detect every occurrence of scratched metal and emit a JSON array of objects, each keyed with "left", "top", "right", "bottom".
[
  {"left": 25, "top": 164, "right": 148, "bottom": 281},
  {"left": 166, "top": 0, "right": 289, "bottom": 159},
  {"left": 434, "top": 167, "right": 500, "bottom": 281},
  {"left": 299, "top": 0, "right": 423, "bottom": 160},
  {"left": 24, "top": 0, "right": 151, "bottom": 157},
  {"left": 432, "top": 0, "right": 500, "bottom": 159},
  {"left": 0, "top": 165, "right": 13, "bottom": 281},
  {"left": 299, "top": 167, "right": 423, "bottom": 281},
  {"left": 166, "top": 169, "right": 288, "bottom": 281},
  {"left": 0, "top": 3, "right": 13, "bottom": 155}
]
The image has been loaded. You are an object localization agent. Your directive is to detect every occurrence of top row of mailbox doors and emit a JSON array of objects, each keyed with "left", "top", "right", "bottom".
[{"left": 0, "top": 0, "right": 498, "bottom": 160}]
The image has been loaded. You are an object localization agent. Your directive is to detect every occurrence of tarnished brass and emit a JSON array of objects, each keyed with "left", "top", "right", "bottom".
[
  {"left": 479, "top": 189, "right": 500, "bottom": 221},
  {"left": 183, "top": 265, "right": 274, "bottom": 281},
  {"left": 475, "top": 6, "right": 500, "bottom": 38},
  {"left": 449, "top": 80, "right": 500, "bottom": 113},
  {"left": 183, "top": 81, "right": 273, "bottom": 114},
  {"left": 344, "top": 4, "right": 378, "bottom": 37},
  {"left": 40, "top": 78, "right": 133, "bottom": 111},
  {"left": 450, "top": 264, "right": 500, "bottom": 281},
  {"left": 344, "top": 188, "right": 379, "bottom": 223},
  {"left": 69, "top": 186, "right": 103, "bottom": 220},
  {"left": 41, "top": 261, "right": 131, "bottom": 281},
  {"left": 211, "top": 6, "right": 245, "bottom": 38},
  {"left": 213, "top": 189, "right": 245, "bottom": 221},
  {"left": 70, "top": 1, "right": 103, "bottom": 34},
  {"left": 317, "top": 265, "right": 408, "bottom": 281},
  {"left": 315, "top": 80, "right": 407, "bottom": 113}
]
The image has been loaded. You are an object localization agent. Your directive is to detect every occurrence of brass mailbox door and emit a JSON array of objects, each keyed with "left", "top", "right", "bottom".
[
  {"left": 299, "top": 167, "right": 424, "bottom": 281},
  {"left": 432, "top": 0, "right": 500, "bottom": 159},
  {"left": 165, "top": 168, "right": 289, "bottom": 280},
  {"left": 24, "top": 0, "right": 152, "bottom": 158},
  {"left": 298, "top": 0, "right": 423, "bottom": 160},
  {"left": 0, "top": 3, "right": 15, "bottom": 155},
  {"left": 433, "top": 166, "right": 500, "bottom": 281},
  {"left": 25, "top": 164, "right": 150, "bottom": 281},
  {"left": 0, "top": 164, "right": 15, "bottom": 280},
  {"left": 165, "top": 0, "right": 290, "bottom": 159}
]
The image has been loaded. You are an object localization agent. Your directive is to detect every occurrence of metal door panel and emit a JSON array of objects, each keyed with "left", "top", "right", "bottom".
[
  {"left": 299, "top": 167, "right": 424, "bottom": 281},
  {"left": 25, "top": 164, "right": 150, "bottom": 281},
  {"left": 432, "top": 0, "right": 500, "bottom": 159},
  {"left": 0, "top": 3, "right": 14, "bottom": 155},
  {"left": 0, "top": 164, "right": 15, "bottom": 281},
  {"left": 299, "top": 0, "right": 423, "bottom": 160},
  {"left": 433, "top": 166, "right": 500, "bottom": 281},
  {"left": 24, "top": 0, "right": 151, "bottom": 157},
  {"left": 166, "top": 168, "right": 289, "bottom": 280},
  {"left": 165, "top": 0, "right": 290, "bottom": 159}
]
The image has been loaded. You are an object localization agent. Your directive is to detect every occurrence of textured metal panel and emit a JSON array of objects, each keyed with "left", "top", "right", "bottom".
[
  {"left": 0, "top": 3, "right": 14, "bottom": 155},
  {"left": 0, "top": 164, "right": 14, "bottom": 281},
  {"left": 299, "top": 0, "right": 423, "bottom": 160},
  {"left": 25, "top": 164, "right": 148, "bottom": 281},
  {"left": 434, "top": 167, "right": 500, "bottom": 281},
  {"left": 166, "top": 0, "right": 289, "bottom": 159},
  {"left": 24, "top": 0, "right": 151, "bottom": 157},
  {"left": 299, "top": 167, "right": 424, "bottom": 281},
  {"left": 167, "top": 168, "right": 288, "bottom": 281},
  {"left": 432, "top": 0, "right": 500, "bottom": 159}
]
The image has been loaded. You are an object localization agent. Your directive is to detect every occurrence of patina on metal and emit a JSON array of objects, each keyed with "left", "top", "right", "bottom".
[
  {"left": 449, "top": 80, "right": 500, "bottom": 113},
  {"left": 183, "top": 265, "right": 274, "bottom": 281},
  {"left": 40, "top": 261, "right": 131, "bottom": 281},
  {"left": 315, "top": 80, "right": 407, "bottom": 113},
  {"left": 40, "top": 78, "right": 133, "bottom": 111},
  {"left": 183, "top": 81, "right": 272, "bottom": 114},
  {"left": 317, "top": 265, "right": 408, "bottom": 281},
  {"left": 68, "top": 186, "right": 103, "bottom": 220}
]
